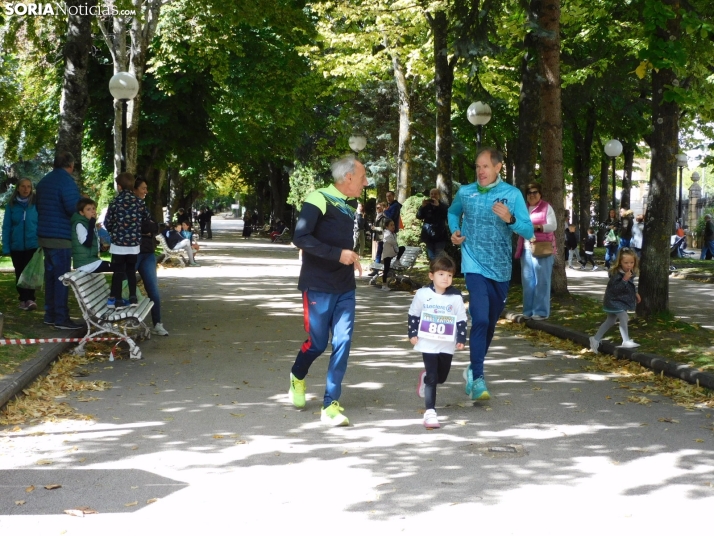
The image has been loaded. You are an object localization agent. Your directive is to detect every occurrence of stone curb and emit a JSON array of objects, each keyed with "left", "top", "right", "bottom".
[
  {"left": 0, "top": 328, "right": 85, "bottom": 410},
  {"left": 503, "top": 311, "right": 714, "bottom": 391}
]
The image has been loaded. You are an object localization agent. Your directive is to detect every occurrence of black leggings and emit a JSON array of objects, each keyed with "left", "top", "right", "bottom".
[
  {"left": 11, "top": 249, "right": 37, "bottom": 302},
  {"left": 382, "top": 257, "right": 393, "bottom": 283},
  {"left": 110, "top": 254, "right": 137, "bottom": 299},
  {"left": 422, "top": 352, "right": 453, "bottom": 410}
]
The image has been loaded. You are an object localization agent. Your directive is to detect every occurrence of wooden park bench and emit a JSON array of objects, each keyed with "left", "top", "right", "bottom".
[
  {"left": 60, "top": 271, "right": 154, "bottom": 360},
  {"left": 156, "top": 233, "right": 187, "bottom": 268},
  {"left": 368, "top": 245, "right": 422, "bottom": 290}
]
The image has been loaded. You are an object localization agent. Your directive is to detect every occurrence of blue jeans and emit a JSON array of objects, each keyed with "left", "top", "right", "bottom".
[
  {"left": 619, "top": 237, "right": 630, "bottom": 249},
  {"left": 464, "top": 273, "right": 509, "bottom": 379},
  {"left": 521, "top": 250, "right": 554, "bottom": 318},
  {"left": 43, "top": 247, "right": 72, "bottom": 324},
  {"left": 291, "top": 289, "right": 356, "bottom": 407},
  {"left": 700, "top": 240, "right": 714, "bottom": 260},
  {"left": 137, "top": 252, "right": 161, "bottom": 326},
  {"left": 605, "top": 243, "right": 619, "bottom": 268},
  {"left": 425, "top": 241, "right": 446, "bottom": 261}
]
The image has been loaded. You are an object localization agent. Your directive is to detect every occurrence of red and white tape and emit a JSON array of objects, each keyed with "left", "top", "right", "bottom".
[{"left": 0, "top": 337, "right": 124, "bottom": 345}]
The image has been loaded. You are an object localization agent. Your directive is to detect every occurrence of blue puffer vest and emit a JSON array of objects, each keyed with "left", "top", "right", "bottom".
[{"left": 35, "top": 168, "right": 80, "bottom": 241}]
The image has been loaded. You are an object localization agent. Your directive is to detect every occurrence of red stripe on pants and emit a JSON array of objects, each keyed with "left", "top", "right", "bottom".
[{"left": 300, "top": 290, "right": 312, "bottom": 353}]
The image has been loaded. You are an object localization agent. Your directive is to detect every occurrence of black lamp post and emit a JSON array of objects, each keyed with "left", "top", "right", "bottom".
[
  {"left": 109, "top": 72, "right": 139, "bottom": 173},
  {"left": 604, "top": 139, "right": 623, "bottom": 212},
  {"left": 676, "top": 153, "right": 688, "bottom": 227}
]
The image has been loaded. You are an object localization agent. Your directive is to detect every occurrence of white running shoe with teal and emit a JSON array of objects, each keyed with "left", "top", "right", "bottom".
[
  {"left": 464, "top": 366, "right": 474, "bottom": 396},
  {"left": 470, "top": 376, "right": 490, "bottom": 401}
]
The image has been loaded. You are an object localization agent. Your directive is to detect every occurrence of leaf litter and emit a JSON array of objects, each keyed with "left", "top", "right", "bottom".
[
  {"left": 501, "top": 321, "right": 714, "bottom": 410},
  {"left": 0, "top": 347, "right": 111, "bottom": 426}
]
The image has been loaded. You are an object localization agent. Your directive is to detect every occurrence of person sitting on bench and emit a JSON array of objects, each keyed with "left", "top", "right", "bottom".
[{"left": 162, "top": 221, "right": 200, "bottom": 267}]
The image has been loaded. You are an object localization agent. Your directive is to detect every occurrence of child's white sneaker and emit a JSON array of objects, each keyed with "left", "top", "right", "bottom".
[
  {"left": 423, "top": 409, "right": 440, "bottom": 429},
  {"left": 417, "top": 371, "right": 426, "bottom": 398},
  {"left": 619, "top": 340, "right": 640, "bottom": 349},
  {"left": 589, "top": 336, "right": 600, "bottom": 353}
]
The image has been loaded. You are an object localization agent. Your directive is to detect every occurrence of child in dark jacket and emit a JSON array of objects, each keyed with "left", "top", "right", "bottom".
[
  {"left": 104, "top": 172, "right": 149, "bottom": 309},
  {"left": 589, "top": 248, "right": 641, "bottom": 352},
  {"left": 565, "top": 224, "right": 580, "bottom": 269},
  {"left": 580, "top": 227, "right": 598, "bottom": 270}
]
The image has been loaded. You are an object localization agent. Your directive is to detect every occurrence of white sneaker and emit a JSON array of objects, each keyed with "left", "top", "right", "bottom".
[
  {"left": 380, "top": 285, "right": 390, "bottom": 292},
  {"left": 152, "top": 323, "right": 169, "bottom": 336},
  {"left": 423, "top": 409, "right": 440, "bottom": 429},
  {"left": 619, "top": 340, "right": 640, "bottom": 349},
  {"left": 591, "top": 266, "right": 598, "bottom": 271},
  {"left": 589, "top": 336, "right": 600, "bottom": 353},
  {"left": 532, "top": 315, "right": 547, "bottom": 320},
  {"left": 417, "top": 371, "right": 426, "bottom": 398}
]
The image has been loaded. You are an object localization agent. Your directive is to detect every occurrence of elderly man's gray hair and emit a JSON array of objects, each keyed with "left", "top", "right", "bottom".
[{"left": 331, "top": 155, "right": 357, "bottom": 183}]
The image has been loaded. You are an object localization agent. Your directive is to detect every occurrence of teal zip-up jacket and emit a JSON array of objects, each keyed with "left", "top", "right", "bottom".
[
  {"left": 2, "top": 201, "right": 38, "bottom": 254},
  {"left": 448, "top": 180, "right": 534, "bottom": 282}
]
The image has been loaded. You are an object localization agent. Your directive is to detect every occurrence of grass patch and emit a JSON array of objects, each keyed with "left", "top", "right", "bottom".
[
  {"left": 505, "top": 285, "right": 714, "bottom": 371},
  {"left": 0, "top": 272, "right": 82, "bottom": 380}
]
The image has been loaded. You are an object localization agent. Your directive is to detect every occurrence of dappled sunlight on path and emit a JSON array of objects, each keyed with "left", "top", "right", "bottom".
[{"left": 1, "top": 218, "right": 712, "bottom": 533}]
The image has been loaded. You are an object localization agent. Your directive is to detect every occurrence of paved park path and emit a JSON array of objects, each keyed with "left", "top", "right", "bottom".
[{"left": 1, "top": 218, "right": 712, "bottom": 535}]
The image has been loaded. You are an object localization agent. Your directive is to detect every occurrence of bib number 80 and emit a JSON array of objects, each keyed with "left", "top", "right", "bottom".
[{"left": 427, "top": 323, "right": 446, "bottom": 335}]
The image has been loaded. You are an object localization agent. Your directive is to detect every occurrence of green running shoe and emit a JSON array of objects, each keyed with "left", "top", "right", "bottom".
[
  {"left": 321, "top": 401, "right": 349, "bottom": 426},
  {"left": 470, "top": 376, "right": 490, "bottom": 401},
  {"left": 288, "top": 373, "right": 306, "bottom": 408}
]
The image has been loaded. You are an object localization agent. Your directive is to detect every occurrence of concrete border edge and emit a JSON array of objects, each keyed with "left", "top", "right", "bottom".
[{"left": 504, "top": 311, "right": 714, "bottom": 391}]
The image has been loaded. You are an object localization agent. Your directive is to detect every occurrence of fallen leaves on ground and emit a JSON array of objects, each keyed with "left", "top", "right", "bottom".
[
  {"left": 501, "top": 320, "right": 714, "bottom": 410},
  {"left": 0, "top": 349, "right": 111, "bottom": 425}
]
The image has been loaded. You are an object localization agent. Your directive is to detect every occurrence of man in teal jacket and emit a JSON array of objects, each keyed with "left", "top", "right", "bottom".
[{"left": 448, "top": 148, "right": 534, "bottom": 401}]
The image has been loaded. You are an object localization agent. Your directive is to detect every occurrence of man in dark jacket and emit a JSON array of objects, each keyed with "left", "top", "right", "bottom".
[
  {"left": 417, "top": 188, "right": 449, "bottom": 260},
  {"left": 384, "top": 191, "right": 402, "bottom": 234},
  {"left": 36, "top": 152, "right": 81, "bottom": 329},
  {"left": 287, "top": 154, "right": 367, "bottom": 427},
  {"left": 700, "top": 214, "right": 714, "bottom": 260}
]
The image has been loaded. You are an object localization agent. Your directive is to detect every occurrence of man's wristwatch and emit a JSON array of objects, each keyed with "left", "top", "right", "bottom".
[{"left": 508, "top": 215, "right": 516, "bottom": 225}]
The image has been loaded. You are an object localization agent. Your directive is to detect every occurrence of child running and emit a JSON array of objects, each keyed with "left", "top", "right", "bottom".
[
  {"left": 408, "top": 254, "right": 468, "bottom": 429},
  {"left": 589, "top": 247, "right": 641, "bottom": 352},
  {"left": 104, "top": 172, "right": 149, "bottom": 309}
]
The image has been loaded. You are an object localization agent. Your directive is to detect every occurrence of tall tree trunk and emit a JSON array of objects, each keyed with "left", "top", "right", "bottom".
[
  {"left": 429, "top": 11, "right": 454, "bottom": 202},
  {"left": 598, "top": 154, "right": 609, "bottom": 243},
  {"left": 389, "top": 45, "right": 411, "bottom": 204},
  {"left": 536, "top": 0, "right": 567, "bottom": 295},
  {"left": 514, "top": 23, "right": 540, "bottom": 191},
  {"left": 637, "top": 2, "right": 681, "bottom": 317},
  {"left": 98, "top": 0, "right": 164, "bottom": 178},
  {"left": 571, "top": 104, "right": 596, "bottom": 253},
  {"left": 268, "top": 162, "right": 290, "bottom": 224},
  {"left": 621, "top": 143, "right": 635, "bottom": 209},
  {"left": 56, "top": 0, "right": 97, "bottom": 184}
]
